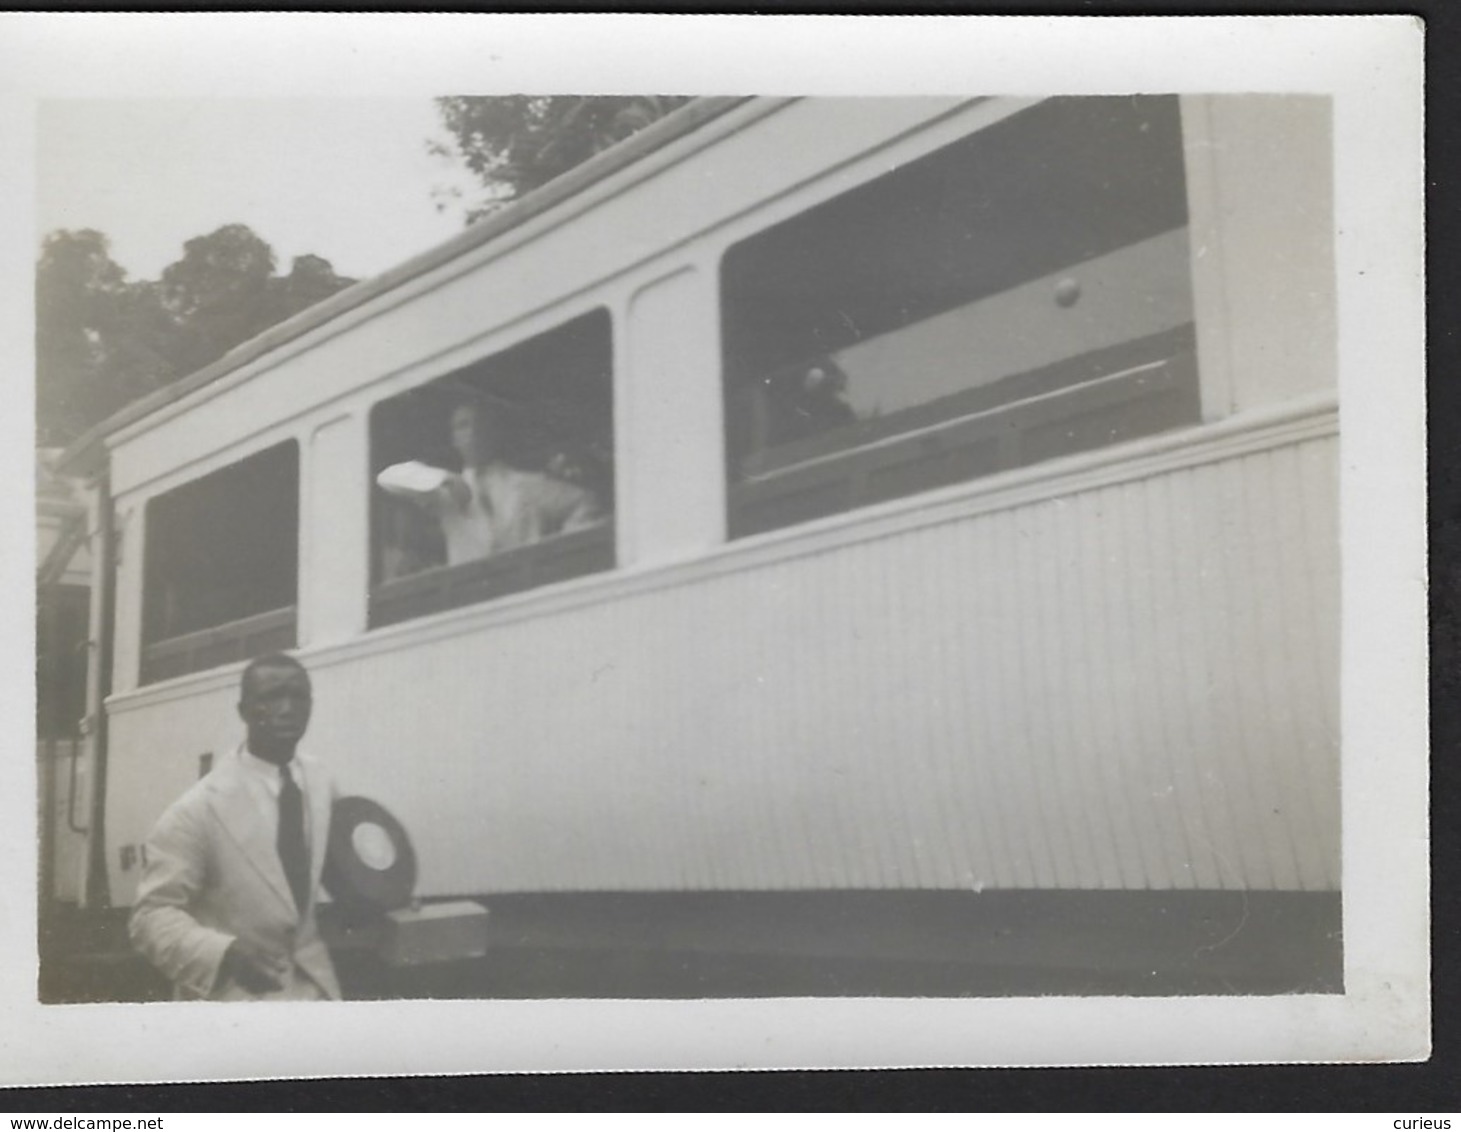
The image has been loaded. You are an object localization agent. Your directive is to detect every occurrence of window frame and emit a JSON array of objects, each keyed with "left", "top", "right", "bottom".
[
  {"left": 718, "top": 94, "right": 1203, "bottom": 541},
  {"left": 364, "top": 306, "right": 618, "bottom": 631},
  {"left": 137, "top": 438, "right": 301, "bottom": 685}
]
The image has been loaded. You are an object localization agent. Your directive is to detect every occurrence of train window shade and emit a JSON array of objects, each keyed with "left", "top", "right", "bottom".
[
  {"left": 367, "top": 308, "right": 615, "bottom": 630},
  {"left": 139, "top": 440, "right": 299, "bottom": 685},
  {"left": 721, "top": 95, "right": 1201, "bottom": 540}
]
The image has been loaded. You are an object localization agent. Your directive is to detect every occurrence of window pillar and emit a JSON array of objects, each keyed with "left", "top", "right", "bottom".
[
  {"left": 300, "top": 413, "right": 369, "bottom": 646},
  {"left": 618, "top": 264, "right": 727, "bottom": 567},
  {"left": 110, "top": 501, "right": 142, "bottom": 695},
  {"left": 1182, "top": 94, "right": 1337, "bottom": 419}
]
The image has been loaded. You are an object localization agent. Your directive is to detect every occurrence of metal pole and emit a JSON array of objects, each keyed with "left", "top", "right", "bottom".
[{"left": 82, "top": 471, "right": 115, "bottom": 909}]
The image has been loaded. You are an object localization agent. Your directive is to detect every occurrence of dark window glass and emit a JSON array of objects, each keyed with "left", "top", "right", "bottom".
[
  {"left": 36, "top": 584, "right": 89, "bottom": 739},
  {"left": 140, "top": 441, "right": 298, "bottom": 683},
  {"left": 368, "top": 309, "right": 614, "bottom": 628},
  {"left": 722, "top": 95, "right": 1200, "bottom": 538}
]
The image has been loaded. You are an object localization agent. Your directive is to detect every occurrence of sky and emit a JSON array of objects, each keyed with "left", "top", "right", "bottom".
[{"left": 37, "top": 97, "right": 482, "bottom": 283}]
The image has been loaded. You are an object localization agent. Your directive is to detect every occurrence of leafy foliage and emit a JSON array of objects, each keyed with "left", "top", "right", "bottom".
[
  {"left": 36, "top": 225, "right": 355, "bottom": 445},
  {"left": 37, "top": 97, "right": 690, "bottom": 443},
  {"left": 431, "top": 96, "right": 692, "bottom": 223}
]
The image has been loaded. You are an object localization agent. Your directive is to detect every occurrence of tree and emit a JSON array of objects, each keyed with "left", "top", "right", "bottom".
[
  {"left": 36, "top": 224, "right": 356, "bottom": 445},
  {"left": 35, "top": 229, "right": 169, "bottom": 445},
  {"left": 35, "top": 229, "right": 110, "bottom": 443},
  {"left": 431, "top": 96, "right": 692, "bottom": 224},
  {"left": 271, "top": 253, "right": 355, "bottom": 321},
  {"left": 159, "top": 223, "right": 278, "bottom": 377}
]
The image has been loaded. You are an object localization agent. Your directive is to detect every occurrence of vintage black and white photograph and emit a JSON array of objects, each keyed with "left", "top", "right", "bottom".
[{"left": 5, "top": 14, "right": 1428, "bottom": 1081}]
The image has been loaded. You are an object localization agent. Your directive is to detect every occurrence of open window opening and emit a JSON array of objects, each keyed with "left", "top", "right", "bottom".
[
  {"left": 140, "top": 440, "right": 299, "bottom": 684},
  {"left": 368, "top": 308, "right": 615, "bottom": 628},
  {"left": 722, "top": 95, "right": 1201, "bottom": 539}
]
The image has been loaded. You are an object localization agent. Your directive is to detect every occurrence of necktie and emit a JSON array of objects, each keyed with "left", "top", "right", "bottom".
[{"left": 278, "top": 763, "right": 310, "bottom": 914}]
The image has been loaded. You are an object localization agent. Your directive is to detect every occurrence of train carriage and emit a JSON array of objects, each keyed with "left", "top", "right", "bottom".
[{"left": 48, "top": 93, "right": 1340, "bottom": 996}]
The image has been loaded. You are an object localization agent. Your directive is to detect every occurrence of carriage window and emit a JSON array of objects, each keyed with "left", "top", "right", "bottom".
[
  {"left": 140, "top": 441, "right": 298, "bottom": 684},
  {"left": 722, "top": 95, "right": 1200, "bottom": 539},
  {"left": 368, "top": 309, "right": 614, "bottom": 628}
]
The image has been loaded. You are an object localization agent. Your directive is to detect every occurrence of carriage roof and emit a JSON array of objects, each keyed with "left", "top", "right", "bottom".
[{"left": 54, "top": 97, "right": 749, "bottom": 479}]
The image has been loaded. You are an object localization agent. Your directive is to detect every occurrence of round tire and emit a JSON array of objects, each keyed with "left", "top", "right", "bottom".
[{"left": 322, "top": 795, "right": 417, "bottom": 914}]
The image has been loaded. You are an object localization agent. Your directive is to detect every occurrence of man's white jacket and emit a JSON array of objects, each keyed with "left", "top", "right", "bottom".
[{"left": 129, "top": 747, "right": 342, "bottom": 1001}]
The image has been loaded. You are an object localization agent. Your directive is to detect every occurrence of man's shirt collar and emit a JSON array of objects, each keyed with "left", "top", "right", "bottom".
[{"left": 238, "top": 743, "right": 303, "bottom": 797}]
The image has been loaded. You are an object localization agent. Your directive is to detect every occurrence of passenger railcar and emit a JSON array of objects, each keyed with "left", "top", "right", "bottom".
[{"left": 48, "top": 94, "right": 1341, "bottom": 995}]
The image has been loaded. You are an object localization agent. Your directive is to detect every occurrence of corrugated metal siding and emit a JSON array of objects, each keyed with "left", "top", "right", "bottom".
[{"left": 107, "top": 429, "right": 1338, "bottom": 901}]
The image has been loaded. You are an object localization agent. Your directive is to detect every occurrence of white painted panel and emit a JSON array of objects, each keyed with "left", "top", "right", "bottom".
[
  {"left": 105, "top": 680, "right": 241, "bottom": 906},
  {"left": 1182, "top": 95, "right": 1336, "bottom": 418},
  {"left": 621, "top": 267, "right": 726, "bottom": 566},
  {"left": 301, "top": 414, "right": 367, "bottom": 646},
  {"left": 105, "top": 419, "right": 1339, "bottom": 898}
]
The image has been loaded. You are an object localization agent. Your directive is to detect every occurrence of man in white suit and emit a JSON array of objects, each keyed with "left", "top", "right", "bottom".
[{"left": 129, "top": 653, "right": 341, "bottom": 1000}]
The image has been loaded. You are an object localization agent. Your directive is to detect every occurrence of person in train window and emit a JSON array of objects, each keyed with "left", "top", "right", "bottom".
[
  {"left": 748, "top": 357, "right": 858, "bottom": 453},
  {"left": 426, "top": 393, "right": 605, "bottom": 566}
]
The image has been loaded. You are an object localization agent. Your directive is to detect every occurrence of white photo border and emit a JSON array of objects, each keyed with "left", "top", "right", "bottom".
[{"left": 0, "top": 13, "right": 1427, "bottom": 1083}]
